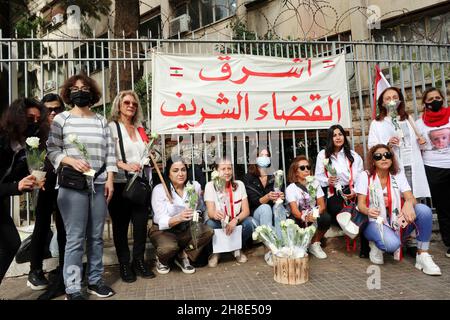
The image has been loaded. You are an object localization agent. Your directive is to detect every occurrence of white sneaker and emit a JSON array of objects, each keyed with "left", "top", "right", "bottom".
[
  {"left": 234, "top": 250, "right": 248, "bottom": 263},
  {"left": 308, "top": 242, "right": 327, "bottom": 259},
  {"left": 208, "top": 253, "right": 220, "bottom": 268},
  {"left": 369, "top": 241, "right": 384, "bottom": 265},
  {"left": 415, "top": 252, "right": 442, "bottom": 276},
  {"left": 264, "top": 251, "right": 273, "bottom": 266}
]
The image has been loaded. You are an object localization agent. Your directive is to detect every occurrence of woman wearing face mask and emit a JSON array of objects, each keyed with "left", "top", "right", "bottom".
[
  {"left": 150, "top": 156, "right": 213, "bottom": 275},
  {"left": 415, "top": 87, "right": 450, "bottom": 258},
  {"left": 0, "top": 98, "right": 48, "bottom": 287},
  {"left": 242, "top": 148, "right": 287, "bottom": 266},
  {"left": 355, "top": 144, "right": 441, "bottom": 275},
  {"left": 27, "top": 93, "right": 67, "bottom": 299},
  {"left": 368, "top": 87, "right": 430, "bottom": 200},
  {"left": 47, "top": 74, "right": 117, "bottom": 300}
]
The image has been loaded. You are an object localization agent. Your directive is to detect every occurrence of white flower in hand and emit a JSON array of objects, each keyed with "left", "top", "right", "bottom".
[
  {"left": 26, "top": 137, "right": 40, "bottom": 149},
  {"left": 323, "top": 158, "right": 329, "bottom": 166},
  {"left": 68, "top": 134, "right": 78, "bottom": 143},
  {"left": 150, "top": 132, "right": 159, "bottom": 140},
  {"left": 306, "top": 175, "right": 315, "bottom": 184},
  {"left": 211, "top": 170, "right": 219, "bottom": 180}
]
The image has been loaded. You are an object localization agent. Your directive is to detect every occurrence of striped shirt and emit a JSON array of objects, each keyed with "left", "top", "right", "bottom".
[{"left": 47, "top": 111, "right": 117, "bottom": 184}]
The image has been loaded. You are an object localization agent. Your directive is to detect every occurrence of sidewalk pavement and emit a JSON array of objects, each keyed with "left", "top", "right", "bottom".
[{"left": 1, "top": 237, "right": 449, "bottom": 300}]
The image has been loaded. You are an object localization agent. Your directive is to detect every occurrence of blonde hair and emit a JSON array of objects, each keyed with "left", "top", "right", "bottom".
[{"left": 108, "top": 90, "right": 143, "bottom": 126}]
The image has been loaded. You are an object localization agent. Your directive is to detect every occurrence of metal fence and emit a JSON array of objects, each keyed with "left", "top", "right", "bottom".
[{"left": 1, "top": 32, "right": 449, "bottom": 226}]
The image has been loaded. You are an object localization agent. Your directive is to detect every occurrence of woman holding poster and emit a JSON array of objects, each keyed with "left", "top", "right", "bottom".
[
  {"left": 415, "top": 87, "right": 450, "bottom": 258},
  {"left": 205, "top": 157, "right": 254, "bottom": 267}
]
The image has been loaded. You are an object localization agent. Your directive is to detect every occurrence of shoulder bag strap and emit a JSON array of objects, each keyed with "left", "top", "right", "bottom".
[{"left": 115, "top": 120, "right": 129, "bottom": 179}]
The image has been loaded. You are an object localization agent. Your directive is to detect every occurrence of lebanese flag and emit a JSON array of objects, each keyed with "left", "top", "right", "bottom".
[{"left": 373, "top": 65, "right": 391, "bottom": 119}]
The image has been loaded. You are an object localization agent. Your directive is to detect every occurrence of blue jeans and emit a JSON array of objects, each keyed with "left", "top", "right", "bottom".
[
  {"left": 206, "top": 217, "right": 254, "bottom": 249},
  {"left": 364, "top": 203, "right": 433, "bottom": 253},
  {"left": 58, "top": 185, "right": 108, "bottom": 294},
  {"left": 250, "top": 204, "right": 287, "bottom": 238}
]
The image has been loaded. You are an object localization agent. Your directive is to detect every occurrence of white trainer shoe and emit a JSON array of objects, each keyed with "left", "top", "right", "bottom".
[
  {"left": 208, "top": 253, "right": 220, "bottom": 268},
  {"left": 308, "top": 242, "right": 327, "bottom": 259},
  {"left": 234, "top": 250, "right": 248, "bottom": 263},
  {"left": 415, "top": 252, "right": 442, "bottom": 276},
  {"left": 264, "top": 251, "right": 273, "bottom": 266},
  {"left": 369, "top": 241, "right": 384, "bottom": 265}
]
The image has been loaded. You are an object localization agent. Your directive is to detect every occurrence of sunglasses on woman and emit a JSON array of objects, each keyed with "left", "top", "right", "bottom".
[
  {"left": 47, "top": 106, "right": 64, "bottom": 114},
  {"left": 298, "top": 165, "right": 311, "bottom": 171},
  {"left": 373, "top": 152, "right": 393, "bottom": 161}
]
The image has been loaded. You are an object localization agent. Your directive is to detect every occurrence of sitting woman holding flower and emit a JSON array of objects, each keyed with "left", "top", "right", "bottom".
[
  {"left": 242, "top": 148, "right": 287, "bottom": 266},
  {"left": 150, "top": 156, "right": 213, "bottom": 275},
  {"left": 285, "top": 156, "right": 331, "bottom": 259},
  {"left": 205, "top": 157, "right": 254, "bottom": 267},
  {"left": 354, "top": 144, "right": 441, "bottom": 276}
]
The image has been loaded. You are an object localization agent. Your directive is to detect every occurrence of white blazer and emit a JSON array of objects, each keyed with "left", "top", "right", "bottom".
[{"left": 368, "top": 116, "right": 431, "bottom": 198}]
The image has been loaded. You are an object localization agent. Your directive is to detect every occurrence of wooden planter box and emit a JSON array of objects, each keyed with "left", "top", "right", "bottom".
[{"left": 273, "top": 254, "right": 309, "bottom": 285}]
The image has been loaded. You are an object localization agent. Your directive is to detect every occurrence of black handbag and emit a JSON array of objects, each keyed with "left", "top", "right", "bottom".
[
  {"left": 57, "top": 163, "right": 106, "bottom": 190},
  {"left": 115, "top": 121, "right": 151, "bottom": 207}
]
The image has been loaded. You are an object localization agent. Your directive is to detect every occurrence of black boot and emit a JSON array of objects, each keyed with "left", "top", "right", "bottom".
[
  {"left": 119, "top": 263, "right": 137, "bottom": 283},
  {"left": 132, "top": 259, "right": 155, "bottom": 279},
  {"left": 37, "top": 270, "right": 65, "bottom": 300},
  {"left": 359, "top": 234, "right": 370, "bottom": 259}
]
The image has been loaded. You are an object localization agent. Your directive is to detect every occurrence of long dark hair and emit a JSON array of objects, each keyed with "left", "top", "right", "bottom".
[
  {"left": 376, "top": 87, "right": 408, "bottom": 121},
  {"left": 325, "top": 124, "right": 354, "bottom": 165},
  {"left": 248, "top": 148, "right": 271, "bottom": 177},
  {"left": 0, "top": 98, "right": 49, "bottom": 145},
  {"left": 421, "top": 87, "right": 445, "bottom": 111}
]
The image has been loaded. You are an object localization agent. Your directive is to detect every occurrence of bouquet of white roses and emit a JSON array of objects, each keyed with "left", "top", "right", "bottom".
[
  {"left": 211, "top": 170, "right": 229, "bottom": 228},
  {"left": 252, "top": 219, "right": 316, "bottom": 259},
  {"left": 185, "top": 181, "right": 201, "bottom": 249},
  {"left": 25, "top": 137, "right": 47, "bottom": 185}
]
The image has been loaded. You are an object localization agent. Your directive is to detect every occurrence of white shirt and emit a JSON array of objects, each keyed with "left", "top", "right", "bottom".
[
  {"left": 315, "top": 149, "right": 364, "bottom": 188},
  {"left": 151, "top": 181, "right": 202, "bottom": 231},
  {"left": 415, "top": 118, "right": 450, "bottom": 169},
  {"left": 285, "top": 181, "right": 324, "bottom": 211},
  {"left": 204, "top": 180, "right": 247, "bottom": 220},
  {"left": 108, "top": 122, "right": 146, "bottom": 183},
  {"left": 354, "top": 171, "right": 411, "bottom": 196}
]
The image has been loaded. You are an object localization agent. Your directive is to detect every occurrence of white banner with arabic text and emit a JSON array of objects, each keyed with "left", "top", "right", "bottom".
[{"left": 151, "top": 53, "right": 350, "bottom": 134}]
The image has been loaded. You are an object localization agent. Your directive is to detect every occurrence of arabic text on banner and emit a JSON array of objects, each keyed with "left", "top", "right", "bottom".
[{"left": 151, "top": 53, "right": 350, "bottom": 134}]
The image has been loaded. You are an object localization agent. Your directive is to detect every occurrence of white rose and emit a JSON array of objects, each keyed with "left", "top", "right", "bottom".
[
  {"left": 185, "top": 181, "right": 195, "bottom": 193},
  {"left": 285, "top": 219, "right": 295, "bottom": 226},
  {"left": 305, "top": 175, "right": 315, "bottom": 184},
  {"left": 150, "top": 132, "right": 159, "bottom": 140},
  {"left": 275, "top": 170, "right": 283, "bottom": 176},
  {"left": 68, "top": 134, "right": 78, "bottom": 143},
  {"left": 25, "top": 137, "right": 40, "bottom": 149},
  {"left": 323, "top": 158, "right": 329, "bottom": 166},
  {"left": 252, "top": 231, "right": 259, "bottom": 241},
  {"left": 211, "top": 170, "right": 219, "bottom": 180}
]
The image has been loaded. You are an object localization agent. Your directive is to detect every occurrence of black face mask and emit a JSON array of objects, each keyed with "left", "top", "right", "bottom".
[
  {"left": 70, "top": 91, "right": 92, "bottom": 108},
  {"left": 26, "top": 123, "right": 40, "bottom": 138},
  {"left": 425, "top": 99, "right": 444, "bottom": 112}
]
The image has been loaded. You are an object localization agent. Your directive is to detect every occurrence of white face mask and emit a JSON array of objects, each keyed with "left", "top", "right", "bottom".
[{"left": 256, "top": 156, "right": 271, "bottom": 168}]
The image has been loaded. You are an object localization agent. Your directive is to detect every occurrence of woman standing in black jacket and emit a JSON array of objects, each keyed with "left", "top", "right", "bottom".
[{"left": 0, "top": 98, "right": 48, "bottom": 286}]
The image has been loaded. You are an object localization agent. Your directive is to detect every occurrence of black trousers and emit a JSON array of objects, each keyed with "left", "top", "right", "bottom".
[
  {"left": 425, "top": 165, "right": 450, "bottom": 247},
  {"left": 29, "top": 174, "right": 66, "bottom": 271},
  {"left": 0, "top": 200, "right": 21, "bottom": 284},
  {"left": 108, "top": 183, "right": 149, "bottom": 264}
]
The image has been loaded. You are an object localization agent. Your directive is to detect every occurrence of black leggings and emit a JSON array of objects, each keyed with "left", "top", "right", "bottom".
[
  {"left": 29, "top": 179, "right": 66, "bottom": 271},
  {"left": 0, "top": 202, "right": 21, "bottom": 284},
  {"left": 108, "top": 183, "right": 149, "bottom": 264}
]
